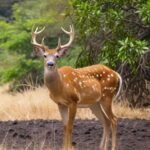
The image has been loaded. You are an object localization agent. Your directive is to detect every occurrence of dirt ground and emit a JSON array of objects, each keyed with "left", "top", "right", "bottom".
[{"left": 0, "top": 118, "right": 149, "bottom": 150}]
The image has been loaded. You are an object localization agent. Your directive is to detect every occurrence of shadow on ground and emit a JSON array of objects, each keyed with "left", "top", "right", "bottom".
[{"left": 0, "top": 119, "right": 149, "bottom": 150}]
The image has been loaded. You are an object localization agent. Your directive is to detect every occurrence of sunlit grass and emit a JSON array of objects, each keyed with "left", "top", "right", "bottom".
[{"left": 0, "top": 85, "right": 149, "bottom": 121}]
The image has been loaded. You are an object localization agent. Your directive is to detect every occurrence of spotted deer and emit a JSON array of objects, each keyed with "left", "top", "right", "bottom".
[{"left": 31, "top": 25, "right": 122, "bottom": 150}]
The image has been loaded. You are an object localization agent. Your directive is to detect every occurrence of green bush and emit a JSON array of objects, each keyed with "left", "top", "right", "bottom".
[
  {"left": 69, "top": 0, "right": 150, "bottom": 107},
  {"left": 0, "top": 0, "right": 78, "bottom": 91}
]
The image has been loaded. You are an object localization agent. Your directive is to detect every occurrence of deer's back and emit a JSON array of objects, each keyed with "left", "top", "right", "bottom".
[{"left": 58, "top": 65, "right": 119, "bottom": 105}]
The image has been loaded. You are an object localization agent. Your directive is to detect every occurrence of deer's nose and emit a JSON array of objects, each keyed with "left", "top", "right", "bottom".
[{"left": 47, "top": 61, "right": 54, "bottom": 67}]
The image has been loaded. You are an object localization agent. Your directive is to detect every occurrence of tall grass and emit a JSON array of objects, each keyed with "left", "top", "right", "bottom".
[{"left": 0, "top": 84, "right": 149, "bottom": 121}]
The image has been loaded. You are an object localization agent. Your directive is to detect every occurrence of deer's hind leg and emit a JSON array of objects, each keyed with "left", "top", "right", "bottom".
[
  {"left": 90, "top": 103, "right": 111, "bottom": 150},
  {"left": 99, "top": 97, "right": 118, "bottom": 150}
]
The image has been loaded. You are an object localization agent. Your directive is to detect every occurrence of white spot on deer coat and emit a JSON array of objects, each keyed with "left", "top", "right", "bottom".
[
  {"left": 73, "top": 77, "right": 78, "bottom": 82},
  {"left": 79, "top": 82, "right": 83, "bottom": 87},
  {"left": 63, "top": 74, "right": 66, "bottom": 78},
  {"left": 92, "top": 86, "right": 95, "bottom": 91},
  {"left": 107, "top": 78, "right": 110, "bottom": 81},
  {"left": 96, "top": 74, "right": 99, "bottom": 78},
  {"left": 80, "top": 75, "right": 85, "bottom": 78},
  {"left": 111, "top": 73, "right": 114, "bottom": 77},
  {"left": 66, "top": 83, "right": 69, "bottom": 87},
  {"left": 104, "top": 87, "right": 107, "bottom": 90}
]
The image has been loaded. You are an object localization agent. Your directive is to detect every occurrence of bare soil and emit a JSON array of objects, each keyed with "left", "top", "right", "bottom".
[{"left": 0, "top": 118, "right": 149, "bottom": 150}]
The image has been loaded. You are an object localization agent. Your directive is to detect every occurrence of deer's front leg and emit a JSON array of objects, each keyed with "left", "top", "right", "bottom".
[{"left": 58, "top": 102, "right": 77, "bottom": 150}]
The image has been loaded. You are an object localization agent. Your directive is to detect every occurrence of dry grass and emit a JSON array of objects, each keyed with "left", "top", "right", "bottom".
[
  {"left": 0, "top": 85, "right": 149, "bottom": 121},
  {"left": 113, "top": 102, "right": 150, "bottom": 120}
]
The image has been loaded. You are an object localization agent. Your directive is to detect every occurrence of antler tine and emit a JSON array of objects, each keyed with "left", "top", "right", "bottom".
[
  {"left": 61, "top": 27, "right": 70, "bottom": 34},
  {"left": 42, "top": 37, "right": 45, "bottom": 45},
  {"left": 59, "top": 25, "right": 75, "bottom": 50},
  {"left": 58, "top": 37, "right": 61, "bottom": 46},
  {"left": 31, "top": 26, "right": 46, "bottom": 48},
  {"left": 61, "top": 25, "right": 73, "bottom": 35},
  {"left": 35, "top": 26, "right": 45, "bottom": 34},
  {"left": 70, "top": 25, "right": 73, "bottom": 32},
  {"left": 56, "top": 37, "right": 61, "bottom": 51},
  {"left": 71, "top": 24, "right": 74, "bottom": 33},
  {"left": 35, "top": 27, "right": 38, "bottom": 33}
]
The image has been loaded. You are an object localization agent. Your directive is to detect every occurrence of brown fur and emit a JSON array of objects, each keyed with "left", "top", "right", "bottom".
[
  {"left": 32, "top": 26, "right": 121, "bottom": 150},
  {"left": 44, "top": 64, "right": 121, "bottom": 150}
]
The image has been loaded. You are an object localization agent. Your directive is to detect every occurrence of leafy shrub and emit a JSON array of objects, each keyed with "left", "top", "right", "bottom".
[
  {"left": 0, "top": 0, "right": 76, "bottom": 91},
  {"left": 69, "top": 0, "right": 150, "bottom": 107}
]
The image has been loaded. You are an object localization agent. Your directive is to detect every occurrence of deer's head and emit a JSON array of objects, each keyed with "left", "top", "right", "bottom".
[{"left": 31, "top": 25, "right": 75, "bottom": 70}]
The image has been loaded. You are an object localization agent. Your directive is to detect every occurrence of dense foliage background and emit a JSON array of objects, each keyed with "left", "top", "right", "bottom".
[
  {"left": 0, "top": 0, "right": 81, "bottom": 91},
  {"left": 69, "top": 0, "right": 150, "bottom": 107},
  {"left": 0, "top": 0, "right": 149, "bottom": 107}
]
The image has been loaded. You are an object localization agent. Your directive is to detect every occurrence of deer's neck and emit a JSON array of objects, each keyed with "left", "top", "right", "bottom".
[{"left": 44, "top": 67, "right": 63, "bottom": 96}]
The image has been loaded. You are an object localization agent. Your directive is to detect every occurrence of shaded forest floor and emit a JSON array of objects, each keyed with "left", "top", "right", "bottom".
[{"left": 0, "top": 118, "right": 149, "bottom": 150}]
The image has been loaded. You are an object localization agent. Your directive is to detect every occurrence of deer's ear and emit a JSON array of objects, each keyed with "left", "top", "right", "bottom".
[
  {"left": 57, "top": 48, "right": 69, "bottom": 57},
  {"left": 33, "top": 45, "right": 45, "bottom": 56}
]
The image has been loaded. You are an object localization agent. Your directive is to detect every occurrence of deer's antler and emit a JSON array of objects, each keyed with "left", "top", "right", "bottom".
[
  {"left": 56, "top": 25, "right": 75, "bottom": 51},
  {"left": 31, "top": 26, "right": 46, "bottom": 49}
]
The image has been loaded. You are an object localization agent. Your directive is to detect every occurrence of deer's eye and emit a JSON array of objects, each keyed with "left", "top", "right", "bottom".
[
  {"left": 55, "top": 55, "right": 59, "bottom": 58},
  {"left": 54, "top": 53, "right": 59, "bottom": 58},
  {"left": 43, "top": 55, "right": 47, "bottom": 58}
]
